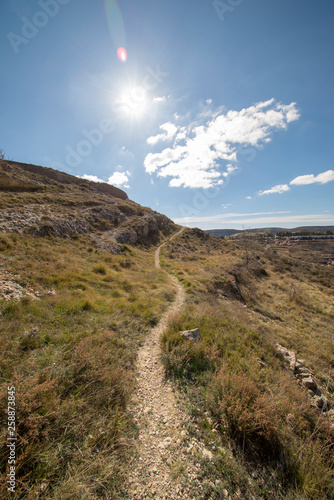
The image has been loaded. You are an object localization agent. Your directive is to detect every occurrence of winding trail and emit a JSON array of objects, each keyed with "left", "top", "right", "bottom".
[
  {"left": 126, "top": 228, "right": 203, "bottom": 499},
  {"left": 154, "top": 228, "right": 184, "bottom": 270}
]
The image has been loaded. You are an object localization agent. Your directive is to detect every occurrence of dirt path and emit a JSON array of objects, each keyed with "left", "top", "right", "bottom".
[
  {"left": 154, "top": 227, "right": 184, "bottom": 270},
  {"left": 126, "top": 229, "right": 210, "bottom": 500}
]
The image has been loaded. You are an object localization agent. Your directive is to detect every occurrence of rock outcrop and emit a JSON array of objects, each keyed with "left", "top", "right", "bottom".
[
  {"left": 113, "top": 215, "right": 170, "bottom": 246},
  {"left": 0, "top": 160, "right": 178, "bottom": 252},
  {"left": 0, "top": 271, "right": 39, "bottom": 301},
  {"left": 276, "top": 344, "right": 331, "bottom": 412}
]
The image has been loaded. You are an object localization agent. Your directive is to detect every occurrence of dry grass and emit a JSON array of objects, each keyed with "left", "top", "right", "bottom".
[
  {"left": 1, "top": 189, "right": 333, "bottom": 499},
  {"left": 160, "top": 229, "right": 334, "bottom": 499},
  {"left": 0, "top": 232, "right": 175, "bottom": 498}
]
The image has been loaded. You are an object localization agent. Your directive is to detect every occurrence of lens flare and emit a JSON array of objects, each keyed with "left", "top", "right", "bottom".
[
  {"left": 104, "top": 0, "right": 127, "bottom": 61},
  {"left": 117, "top": 47, "right": 127, "bottom": 63}
]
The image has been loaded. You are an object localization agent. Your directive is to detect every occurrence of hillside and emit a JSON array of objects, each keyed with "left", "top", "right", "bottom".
[
  {"left": 0, "top": 159, "right": 177, "bottom": 253},
  {"left": 0, "top": 162, "right": 333, "bottom": 499}
]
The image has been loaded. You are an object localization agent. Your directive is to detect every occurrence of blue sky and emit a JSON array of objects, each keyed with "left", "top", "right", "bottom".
[{"left": 1, "top": 0, "right": 334, "bottom": 229}]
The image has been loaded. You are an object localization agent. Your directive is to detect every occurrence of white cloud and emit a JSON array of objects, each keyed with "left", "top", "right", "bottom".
[
  {"left": 108, "top": 171, "right": 131, "bottom": 188},
  {"left": 147, "top": 122, "right": 178, "bottom": 145},
  {"left": 258, "top": 184, "right": 290, "bottom": 196},
  {"left": 77, "top": 174, "right": 104, "bottom": 183},
  {"left": 290, "top": 169, "right": 334, "bottom": 185},
  {"left": 77, "top": 172, "right": 130, "bottom": 189},
  {"left": 174, "top": 127, "right": 187, "bottom": 144},
  {"left": 246, "top": 196, "right": 252, "bottom": 199},
  {"left": 144, "top": 145, "right": 187, "bottom": 173},
  {"left": 222, "top": 163, "right": 238, "bottom": 177},
  {"left": 144, "top": 99, "right": 300, "bottom": 189},
  {"left": 153, "top": 96, "right": 166, "bottom": 103},
  {"left": 255, "top": 168, "right": 334, "bottom": 198}
]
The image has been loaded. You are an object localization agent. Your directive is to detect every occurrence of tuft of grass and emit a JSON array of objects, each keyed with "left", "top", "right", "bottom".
[
  {"left": 0, "top": 235, "right": 13, "bottom": 251},
  {"left": 92, "top": 263, "right": 107, "bottom": 275}
]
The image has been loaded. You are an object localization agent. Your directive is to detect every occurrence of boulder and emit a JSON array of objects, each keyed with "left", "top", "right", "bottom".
[
  {"left": 312, "top": 395, "right": 329, "bottom": 411},
  {"left": 301, "top": 376, "right": 317, "bottom": 392},
  {"left": 180, "top": 328, "right": 202, "bottom": 344}
]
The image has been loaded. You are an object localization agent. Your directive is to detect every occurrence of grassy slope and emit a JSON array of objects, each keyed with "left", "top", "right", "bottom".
[
  {"left": 160, "top": 229, "right": 334, "bottom": 499},
  {"left": 0, "top": 233, "right": 175, "bottom": 499}
]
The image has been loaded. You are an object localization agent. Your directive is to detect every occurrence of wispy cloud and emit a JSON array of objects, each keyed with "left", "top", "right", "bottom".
[
  {"left": 144, "top": 99, "right": 300, "bottom": 189},
  {"left": 253, "top": 168, "right": 334, "bottom": 198},
  {"left": 258, "top": 184, "right": 290, "bottom": 196},
  {"left": 290, "top": 169, "right": 334, "bottom": 185},
  {"left": 153, "top": 96, "right": 167, "bottom": 103},
  {"left": 176, "top": 210, "right": 291, "bottom": 221},
  {"left": 174, "top": 212, "right": 334, "bottom": 229}
]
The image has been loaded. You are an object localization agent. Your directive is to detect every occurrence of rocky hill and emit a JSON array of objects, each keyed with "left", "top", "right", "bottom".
[
  {"left": 0, "top": 160, "right": 128, "bottom": 199},
  {"left": 0, "top": 159, "right": 177, "bottom": 253}
]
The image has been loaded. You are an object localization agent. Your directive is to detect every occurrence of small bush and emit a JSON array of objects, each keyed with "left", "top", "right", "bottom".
[{"left": 208, "top": 371, "right": 282, "bottom": 459}]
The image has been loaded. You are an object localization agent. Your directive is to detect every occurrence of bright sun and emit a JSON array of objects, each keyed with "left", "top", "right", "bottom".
[{"left": 115, "top": 86, "right": 148, "bottom": 120}]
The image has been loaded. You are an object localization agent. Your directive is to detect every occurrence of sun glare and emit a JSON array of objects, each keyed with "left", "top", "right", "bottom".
[{"left": 116, "top": 86, "right": 148, "bottom": 119}]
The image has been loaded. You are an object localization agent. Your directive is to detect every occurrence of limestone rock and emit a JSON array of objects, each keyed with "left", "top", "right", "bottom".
[
  {"left": 180, "top": 328, "right": 202, "bottom": 344},
  {"left": 202, "top": 448, "right": 214, "bottom": 460},
  {"left": 276, "top": 344, "right": 296, "bottom": 368},
  {"left": 301, "top": 376, "right": 317, "bottom": 392},
  {"left": 113, "top": 228, "right": 138, "bottom": 245},
  {"left": 275, "top": 344, "right": 332, "bottom": 413},
  {"left": 0, "top": 278, "right": 37, "bottom": 301},
  {"left": 312, "top": 395, "right": 329, "bottom": 410}
]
